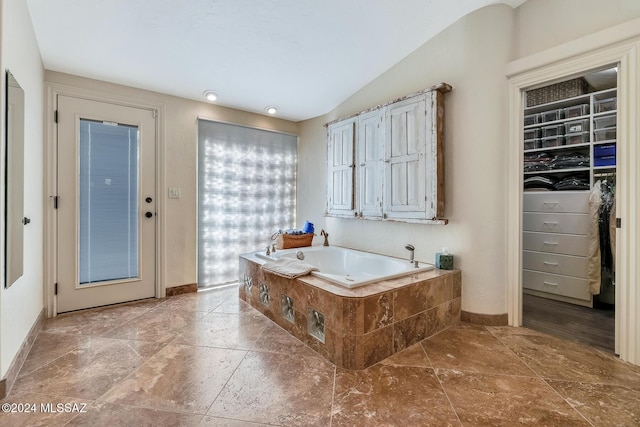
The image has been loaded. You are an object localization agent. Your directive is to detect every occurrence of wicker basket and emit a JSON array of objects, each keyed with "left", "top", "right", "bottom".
[
  {"left": 526, "top": 78, "right": 590, "bottom": 107},
  {"left": 273, "top": 233, "right": 314, "bottom": 249}
]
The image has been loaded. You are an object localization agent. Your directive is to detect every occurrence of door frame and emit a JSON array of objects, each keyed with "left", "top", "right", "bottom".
[
  {"left": 44, "top": 82, "right": 166, "bottom": 316},
  {"left": 506, "top": 18, "right": 640, "bottom": 364}
]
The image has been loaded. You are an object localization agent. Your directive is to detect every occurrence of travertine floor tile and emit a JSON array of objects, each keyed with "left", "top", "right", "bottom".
[
  {"left": 5, "top": 291, "right": 640, "bottom": 427},
  {"left": 211, "top": 296, "right": 257, "bottom": 315},
  {"left": 0, "top": 391, "right": 92, "bottom": 427},
  {"left": 97, "top": 308, "right": 207, "bottom": 343},
  {"left": 250, "top": 322, "right": 316, "bottom": 357},
  {"left": 332, "top": 363, "right": 459, "bottom": 426},
  {"left": 101, "top": 344, "right": 247, "bottom": 414},
  {"left": 66, "top": 401, "right": 204, "bottom": 426},
  {"left": 437, "top": 370, "right": 590, "bottom": 426},
  {"left": 41, "top": 299, "right": 162, "bottom": 335},
  {"left": 162, "top": 287, "right": 236, "bottom": 313},
  {"left": 379, "top": 342, "right": 431, "bottom": 368},
  {"left": 423, "top": 327, "right": 536, "bottom": 376},
  {"left": 208, "top": 350, "right": 334, "bottom": 425},
  {"left": 496, "top": 332, "right": 640, "bottom": 387},
  {"left": 173, "top": 311, "right": 269, "bottom": 350},
  {"left": 199, "top": 417, "right": 272, "bottom": 426},
  {"left": 17, "top": 332, "right": 93, "bottom": 378},
  {"left": 12, "top": 338, "right": 165, "bottom": 399},
  {"left": 547, "top": 380, "right": 640, "bottom": 426}
]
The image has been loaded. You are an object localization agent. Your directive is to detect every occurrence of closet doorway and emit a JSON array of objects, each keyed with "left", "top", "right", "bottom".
[{"left": 520, "top": 66, "right": 618, "bottom": 352}]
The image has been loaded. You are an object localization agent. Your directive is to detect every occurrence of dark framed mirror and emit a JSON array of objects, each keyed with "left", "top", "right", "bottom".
[{"left": 5, "top": 69, "right": 25, "bottom": 288}]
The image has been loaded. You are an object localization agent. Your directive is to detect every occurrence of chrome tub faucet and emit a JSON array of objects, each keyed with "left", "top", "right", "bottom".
[
  {"left": 321, "top": 229, "right": 329, "bottom": 246},
  {"left": 405, "top": 244, "right": 415, "bottom": 263}
]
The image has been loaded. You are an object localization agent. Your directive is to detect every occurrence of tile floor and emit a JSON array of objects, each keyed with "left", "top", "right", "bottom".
[{"left": 1, "top": 285, "right": 639, "bottom": 426}]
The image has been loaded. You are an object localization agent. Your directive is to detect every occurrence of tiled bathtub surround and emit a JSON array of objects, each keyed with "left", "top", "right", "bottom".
[{"left": 239, "top": 253, "right": 462, "bottom": 369}]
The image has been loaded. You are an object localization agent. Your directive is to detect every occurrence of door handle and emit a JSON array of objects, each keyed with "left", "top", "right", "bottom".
[{"left": 145, "top": 212, "right": 153, "bottom": 218}]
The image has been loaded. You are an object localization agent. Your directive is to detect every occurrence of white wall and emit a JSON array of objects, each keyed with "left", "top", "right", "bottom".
[
  {"left": 297, "top": 0, "right": 640, "bottom": 317},
  {"left": 299, "top": 4, "right": 516, "bottom": 316},
  {"left": 515, "top": 0, "right": 640, "bottom": 58},
  {"left": 0, "top": 0, "right": 45, "bottom": 377},
  {"left": 45, "top": 71, "right": 298, "bottom": 290}
]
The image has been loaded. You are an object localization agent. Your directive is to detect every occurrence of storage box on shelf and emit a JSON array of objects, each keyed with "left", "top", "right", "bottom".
[
  {"left": 594, "top": 155, "right": 616, "bottom": 167},
  {"left": 541, "top": 136, "right": 565, "bottom": 148},
  {"left": 566, "top": 132, "right": 589, "bottom": 145},
  {"left": 593, "top": 114, "right": 616, "bottom": 129},
  {"left": 542, "top": 125, "right": 565, "bottom": 138},
  {"left": 594, "top": 96, "right": 617, "bottom": 113},
  {"left": 524, "top": 113, "right": 540, "bottom": 126},
  {"left": 594, "top": 144, "right": 616, "bottom": 157},
  {"left": 524, "top": 128, "right": 541, "bottom": 140},
  {"left": 594, "top": 127, "right": 617, "bottom": 142},
  {"left": 524, "top": 139, "right": 541, "bottom": 150},
  {"left": 565, "top": 119, "right": 589, "bottom": 134},
  {"left": 564, "top": 104, "right": 589, "bottom": 119},
  {"left": 526, "top": 77, "right": 590, "bottom": 107},
  {"left": 541, "top": 109, "right": 564, "bottom": 123}
]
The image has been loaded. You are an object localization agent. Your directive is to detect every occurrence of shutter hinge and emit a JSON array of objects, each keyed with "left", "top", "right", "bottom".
[
  {"left": 54, "top": 283, "right": 58, "bottom": 295},
  {"left": 616, "top": 218, "right": 621, "bottom": 228},
  {"left": 54, "top": 110, "right": 58, "bottom": 123},
  {"left": 53, "top": 196, "right": 59, "bottom": 209}
]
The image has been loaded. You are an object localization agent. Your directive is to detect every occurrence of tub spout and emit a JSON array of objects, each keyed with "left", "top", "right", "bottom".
[
  {"left": 405, "top": 244, "right": 415, "bottom": 263},
  {"left": 320, "top": 229, "right": 329, "bottom": 246}
]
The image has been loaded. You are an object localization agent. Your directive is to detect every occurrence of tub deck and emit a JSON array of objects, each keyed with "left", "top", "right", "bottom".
[{"left": 239, "top": 252, "right": 461, "bottom": 370}]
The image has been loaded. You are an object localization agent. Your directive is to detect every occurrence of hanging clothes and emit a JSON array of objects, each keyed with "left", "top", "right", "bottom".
[
  {"left": 588, "top": 180, "right": 602, "bottom": 295},
  {"left": 609, "top": 195, "right": 616, "bottom": 268},
  {"left": 599, "top": 180, "right": 614, "bottom": 273}
]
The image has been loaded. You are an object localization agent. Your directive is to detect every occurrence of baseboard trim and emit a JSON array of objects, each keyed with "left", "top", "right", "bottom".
[
  {"left": 166, "top": 283, "right": 198, "bottom": 296},
  {"left": 461, "top": 310, "right": 508, "bottom": 326},
  {"left": 0, "top": 307, "right": 46, "bottom": 399}
]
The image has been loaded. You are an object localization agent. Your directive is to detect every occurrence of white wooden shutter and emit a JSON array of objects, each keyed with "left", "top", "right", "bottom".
[
  {"left": 327, "top": 119, "right": 355, "bottom": 215},
  {"left": 357, "top": 109, "right": 385, "bottom": 217},
  {"left": 384, "top": 96, "right": 427, "bottom": 219}
]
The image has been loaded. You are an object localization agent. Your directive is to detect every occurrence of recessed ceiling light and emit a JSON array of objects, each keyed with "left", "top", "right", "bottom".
[
  {"left": 203, "top": 90, "right": 219, "bottom": 101},
  {"left": 265, "top": 105, "right": 278, "bottom": 115}
]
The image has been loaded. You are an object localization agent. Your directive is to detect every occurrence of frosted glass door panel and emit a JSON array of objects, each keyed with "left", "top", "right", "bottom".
[{"left": 79, "top": 119, "right": 139, "bottom": 284}]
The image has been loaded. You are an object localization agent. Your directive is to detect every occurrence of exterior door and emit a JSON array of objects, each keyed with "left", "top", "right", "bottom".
[{"left": 56, "top": 96, "right": 156, "bottom": 312}]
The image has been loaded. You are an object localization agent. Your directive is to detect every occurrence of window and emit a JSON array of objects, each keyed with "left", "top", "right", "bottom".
[{"left": 197, "top": 120, "right": 297, "bottom": 286}]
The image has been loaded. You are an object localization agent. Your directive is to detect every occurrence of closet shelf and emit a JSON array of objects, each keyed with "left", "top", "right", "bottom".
[
  {"left": 524, "top": 168, "right": 590, "bottom": 175},
  {"left": 524, "top": 143, "right": 590, "bottom": 154}
]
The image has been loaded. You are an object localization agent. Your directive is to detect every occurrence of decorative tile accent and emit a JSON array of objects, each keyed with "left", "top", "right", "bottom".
[
  {"left": 240, "top": 254, "right": 462, "bottom": 369},
  {"left": 259, "top": 283, "right": 269, "bottom": 306},
  {"left": 243, "top": 274, "right": 253, "bottom": 294},
  {"left": 308, "top": 308, "right": 325, "bottom": 343},
  {"left": 281, "top": 295, "right": 295, "bottom": 323},
  {"left": 165, "top": 283, "right": 197, "bottom": 296}
]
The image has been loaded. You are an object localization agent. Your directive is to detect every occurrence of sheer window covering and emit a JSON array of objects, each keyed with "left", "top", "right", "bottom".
[
  {"left": 79, "top": 120, "right": 139, "bottom": 284},
  {"left": 197, "top": 120, "right": 297, "bottom": 287}
]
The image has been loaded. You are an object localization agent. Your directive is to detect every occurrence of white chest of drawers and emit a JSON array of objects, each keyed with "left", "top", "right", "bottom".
[{"left": 522, "top": 191, "right": 592, "bottom": 307}]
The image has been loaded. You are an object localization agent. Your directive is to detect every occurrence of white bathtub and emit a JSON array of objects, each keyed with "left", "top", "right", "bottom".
[{"left": 255, "top": 245, "right": 434, "bottom": 288}]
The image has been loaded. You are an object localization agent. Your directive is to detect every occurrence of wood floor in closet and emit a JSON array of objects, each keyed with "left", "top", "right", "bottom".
[{"left": 523, "top": 294, "right": 615, "bottom": 352}]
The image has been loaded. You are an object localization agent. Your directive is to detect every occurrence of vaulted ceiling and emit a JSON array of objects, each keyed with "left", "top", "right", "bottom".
[{"left": 27, "top": 0, "right": 527, "bottom": 121}]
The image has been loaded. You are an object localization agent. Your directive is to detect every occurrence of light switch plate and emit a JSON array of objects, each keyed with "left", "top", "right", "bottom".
[{"left": 168, "top": 188, "right": 181, "bottom": 199}]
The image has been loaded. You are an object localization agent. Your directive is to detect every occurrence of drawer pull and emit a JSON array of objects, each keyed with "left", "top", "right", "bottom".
[
  {"left": 543, "top": 281, "right": 559, "bottom": 287},
  {"left": 543, "top": 201, "right": 559, "bottom": 207},
  {"left": 543, "top": 221, "right": 558, "bottom": 226},
  {"left": 543, "top": 241, "right": 558, "bottom": 246},
  {"left": 543, "top": 261, "right": 558, "bottom": 266}
]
